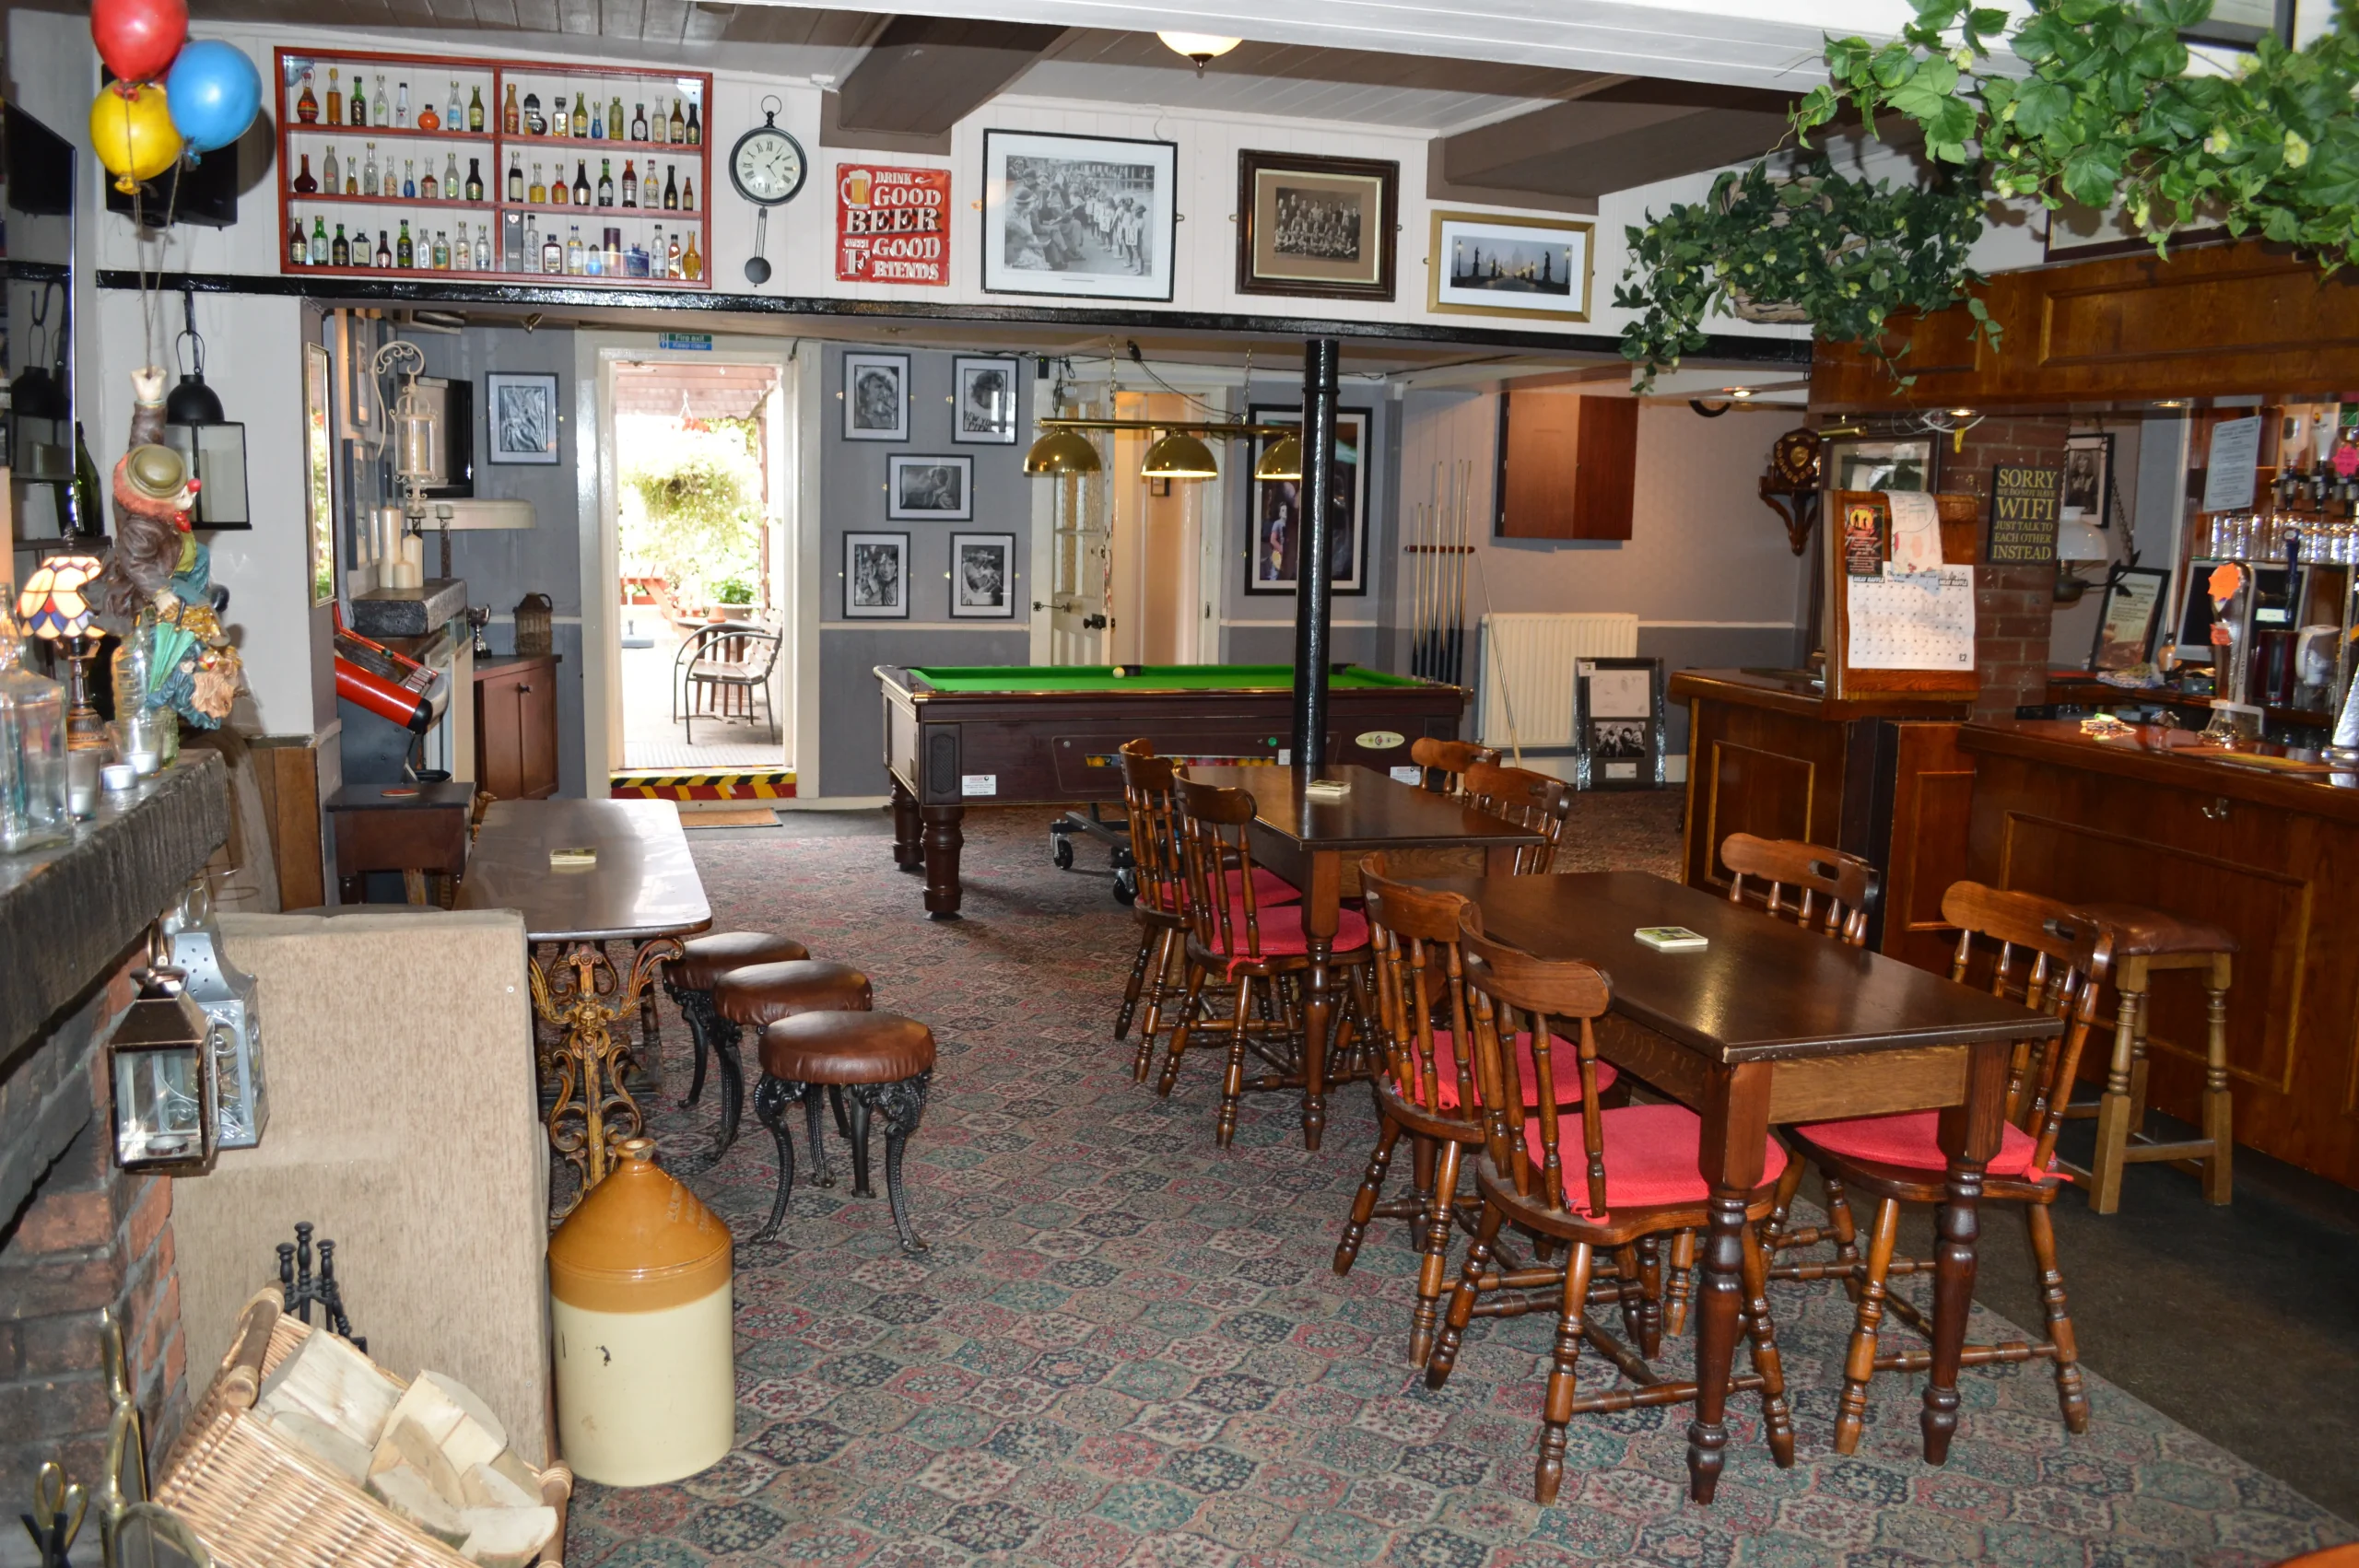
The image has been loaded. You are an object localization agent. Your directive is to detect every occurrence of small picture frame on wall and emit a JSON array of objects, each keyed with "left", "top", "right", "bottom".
[
  {"left": 843, "top": 531, "right": 910, "bottom": 619},
  {"left": 485, "top": 371, "right": 560, "bottom": 465},
  {"left": 1824, "top": 436, "right": 1937, "bottom": 494},
  {"left": 888, "top": 454, "right": 973, "bottom": 521},
  {"left": 1236, "top": 149, "right": 1399, "bottom": 301},
  {"left": 1575, "top": 657, "right": 1665, "bottom": 791},
  {"left": 1245, "top": 404, "right": 1369, "bottom": 597},
  {"left": 949, "top": 532, "right": 1017, "bottom": 618},
  {"left": 981, "top": 129, "right": 1178, "bottom": 301},
  {"left": 843, "top": 350, "right": 910, "bottom": 441},
  {"left": 1427, "top": 210, "right": 1592, "bottom": 322},
  {"left": 953, "top": 356, "right": 1020, "bottom": 445},
  {"left": 2062, "top": 431, "right": 2113, "bottom": 521}
]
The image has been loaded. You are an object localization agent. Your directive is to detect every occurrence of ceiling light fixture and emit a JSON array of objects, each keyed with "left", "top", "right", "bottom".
[
  {"left": 1156, "top": 31, "right": 1241, "bottom": 70},
  {"left": 1141, "top": 430, "right": 1220, "bottom": 480},
  {"left": 1252, "top": 431, "right": 1302, "bottom": 483},
  {"left": 1022, "top": 428, "right": 1103, "bottom": 476},
  {"left": 1728, "top": 387, "right": 1755, "bottom": 400}
]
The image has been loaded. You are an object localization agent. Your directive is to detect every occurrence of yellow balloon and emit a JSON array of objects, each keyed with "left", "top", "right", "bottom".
[{"left": 88, "top": 82, "right": 181, "bottom": 193}]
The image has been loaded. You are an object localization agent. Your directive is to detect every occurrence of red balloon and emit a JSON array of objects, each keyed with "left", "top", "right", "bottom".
[{"left": 91, "top": 0, "right": 188, "bottom": 85}]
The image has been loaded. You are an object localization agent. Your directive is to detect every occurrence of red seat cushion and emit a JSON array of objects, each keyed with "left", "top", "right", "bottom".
[
  {"left": 1518, "top": 1102, "right": 1788, "bottom": 1217},
  {"left": 1150, "top": 866, "right": 1302, "bottom": 909},
  {"left": 1414, "top": 1031, "right": 1618, "bottom": 1111},
  {"left": 1793, "top": 1110, "right": 2048, "bottom": 1179},
  {"left": 1211, "top": 904, "right": 1368, "bottom": 971}
]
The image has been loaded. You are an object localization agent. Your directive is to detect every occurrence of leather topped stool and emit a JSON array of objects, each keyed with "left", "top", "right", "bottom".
[
  {"left": 2063, "top": 902, "right": 2236, "bottom": 1212},
  {"left": 698, "top": 958, "right": 872, "bottom": 1163},
  {"left": 752, "top": 1011, "right": 934, "bottom": 1253},
  {"left": 665, "top": 930, "right": 811, "bottom": 1115}
]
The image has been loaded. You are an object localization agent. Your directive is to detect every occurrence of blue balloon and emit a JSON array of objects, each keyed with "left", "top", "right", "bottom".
[{"left": 164, "top": 40, "right": 260, "bottom": 155}]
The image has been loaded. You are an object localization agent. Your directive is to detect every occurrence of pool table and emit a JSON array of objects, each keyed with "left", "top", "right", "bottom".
[{"left": 875, "top": 662, "right": 1469, "bottom": 917}]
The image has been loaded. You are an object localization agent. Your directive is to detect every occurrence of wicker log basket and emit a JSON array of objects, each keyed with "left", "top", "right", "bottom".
[{"left": 156, "top": 1289, "right": 571, "bottom": 1568}]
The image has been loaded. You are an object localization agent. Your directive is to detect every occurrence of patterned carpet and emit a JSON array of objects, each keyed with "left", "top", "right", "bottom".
[{"left": 567, "top": 796, "right": 2354, "bottom": 1568}]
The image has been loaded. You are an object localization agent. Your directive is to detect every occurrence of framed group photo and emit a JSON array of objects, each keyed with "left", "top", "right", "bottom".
[
  {"left": 1245, "top": 405, "right": 1369, "bottom": 597},
  {"left": 1236, "top": 149, "right": 1398, "bottom": 301},
  {"left": 953, "top": 356, "right": 1020, "bottom": 445},
  {"left": 843, "top": 350, "right": 910, "bottom": 441},
  {"left": 485, "top": 371, "right": 560, "bottom": 464},
  {"left": 950, "top": 532, "right": 1017, "bottom": 618},
  {"left": 1574, "top": 657, "right": 1666, "bottom": 791},
  {"left": 982, "top": 129, "right": 1177, "bottom": 301},
  {"left": 888, "top": 454, "right": 973, "bottom": 521},
  {"left": 1427, "top": 210, "right": 1591, "bottom": 322},
  {"left": 843, "top": 531, "right": 909, "bottom": 619}
]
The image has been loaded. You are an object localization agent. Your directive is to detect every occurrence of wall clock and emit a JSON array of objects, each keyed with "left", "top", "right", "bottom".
[{"left": 728, "top": 96, "right": 806, "bottom": 285}]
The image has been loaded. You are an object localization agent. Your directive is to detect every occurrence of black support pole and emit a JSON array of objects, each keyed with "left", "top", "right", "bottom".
[{"left": 1290, "top": 336, "right": 1340, "bottom": 770}]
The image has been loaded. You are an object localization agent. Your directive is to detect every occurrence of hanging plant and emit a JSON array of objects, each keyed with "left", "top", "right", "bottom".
[{"left": 1619, "top": 0, "right": 2359, "bottom": 386}]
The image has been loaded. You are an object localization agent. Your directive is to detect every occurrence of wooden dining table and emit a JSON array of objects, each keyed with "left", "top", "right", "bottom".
[
  {"left": 457, "top": 798, "right": 712, "bottom": 1215},
  {"left": 1180, "top": 765, "right": 1546, "bottom": 1150},
  {"left": 1411, "top": 869, "right": 2061, "bottom": 1504}
]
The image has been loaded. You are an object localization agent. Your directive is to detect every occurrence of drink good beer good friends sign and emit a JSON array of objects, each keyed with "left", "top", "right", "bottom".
[{"left": 839, "top": 165, "right": 951, "bottom": 285}]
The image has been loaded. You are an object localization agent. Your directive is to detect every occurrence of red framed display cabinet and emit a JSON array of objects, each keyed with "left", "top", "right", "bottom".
[{"left": 275, "top": 47, "right": 714, "bottom": 290}]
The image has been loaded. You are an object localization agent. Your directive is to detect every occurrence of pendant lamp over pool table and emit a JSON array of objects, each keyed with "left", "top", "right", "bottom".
[
  {"left": 1022, "top": 427, "right": 1101, "bottom": 476},
  {"left": 1252, "top": 431, "right": 1302, "bottom": 484},
  {"left": 1141, "top": 430, "right": 1218, "bottom": 481}
]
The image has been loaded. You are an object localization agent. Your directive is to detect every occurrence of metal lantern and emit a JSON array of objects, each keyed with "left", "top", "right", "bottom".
[
  {"left": 167, "top": 894, "right": 267, "bottom": 1150},
  {"left": 160, "top": 289, "right": 251, "bottom": 529},
  {"left": 105, "top": 967, "right": 219, "bottom": 1172}
]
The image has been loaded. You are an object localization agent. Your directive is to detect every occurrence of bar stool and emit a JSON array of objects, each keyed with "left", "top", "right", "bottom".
[
  {"left": 702, "top": 959, "right": 872, "bottom": 1161},
  {"left": 665, "top": 930, "right": 812, "bottom": 1111},
  {"left": 2062, "top": 902, "right": 2236, "bottom": 1212},
  {"left": 753, "top": 1010, "right": 935, "bottom": 1253}
]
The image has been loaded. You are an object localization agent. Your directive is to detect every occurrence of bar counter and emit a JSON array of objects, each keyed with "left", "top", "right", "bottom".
[{"left": 1961, "top": 719, "right": 2359, "bottom": 1187}]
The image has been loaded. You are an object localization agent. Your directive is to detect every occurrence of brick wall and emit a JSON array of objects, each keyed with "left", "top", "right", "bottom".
[
  {"left": 1941, "top": 415, "right": 2073, "bottom": 720},
  {"left": 0, "top": 954, "right": 189, "bottom": 1512}
]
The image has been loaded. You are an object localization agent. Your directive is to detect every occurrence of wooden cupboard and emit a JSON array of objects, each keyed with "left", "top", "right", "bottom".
[
  {"left": 475, "top": 654, "right": 560, "bottom": 801},
  {"left": 1495, "top": 387, "right": 1637, "bottom": 540}
]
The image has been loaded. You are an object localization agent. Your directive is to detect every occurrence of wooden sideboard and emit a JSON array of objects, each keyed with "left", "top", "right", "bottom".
[
  {"left": 1961, "top": 719, "right": 2359, "bottom": 1188},
  {"left": 475, "top": 654, "right": 560, "bottom": 802}
]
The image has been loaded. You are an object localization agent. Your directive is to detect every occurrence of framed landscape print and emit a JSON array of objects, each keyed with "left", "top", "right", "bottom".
[
  {"left": 1244, "top": 404, "right": 1369, "bottom": 597},
  {"left": 949, "top": 532, "right": 1017, "bottom": 618},
  {"left": 953, "top": 356, "right": 1019, "bottom": 445},
  {"left": 843, "top": 351, "right": 909, "bottom": 441},
  {"left": 1574, "top": 657, "right": 1665, "bottom": 791},
  {"left": 485, "top": 372, "right": 560, "bottom": 464},
  {"left": 888, "top": 454, "right": 974, "bottom": 521},
  {"left": 982, "top": 129, "right": 1177, "bottom": 301},
  {"left": 843, "top": 531, "right": 909, "bottom": 619},
  {"left": 1236, "top": 149, "right": 1398, "bottom": 301},
  {"left": 1428, "top": 210, "right": 1592, "bottom": 322}
]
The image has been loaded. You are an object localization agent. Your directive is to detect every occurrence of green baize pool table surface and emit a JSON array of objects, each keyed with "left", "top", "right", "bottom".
[{"left": 905, "top": 663, "right": 1426, "bottom": 694}]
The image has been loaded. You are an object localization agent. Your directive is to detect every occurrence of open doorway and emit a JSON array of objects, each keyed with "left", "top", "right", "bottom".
[{"left": 607, "top": 357, "right": 790, "bottom": 788}]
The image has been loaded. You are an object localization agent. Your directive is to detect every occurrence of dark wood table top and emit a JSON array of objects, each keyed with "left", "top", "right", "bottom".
[
  {"left": 456, "top": 799, "right": 712, "bottom": 944},
  {"left": 1412, "top": 871, "right": 2057, "bottom": 1065},
  {"left": 325, "top": 780, "right": 475, "bottom": 814},
  {"left": 1963, "top": 718, "right": 2359, "bottom": 824},
  {"left": 1183, "top": 765, "right": 1547, "bottom": 853}
]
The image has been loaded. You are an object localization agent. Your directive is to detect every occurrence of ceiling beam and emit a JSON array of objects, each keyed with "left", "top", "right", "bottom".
[
  {"left": 1432, "top": 77, "right": 1798, "bottom": 203},
  {"left": 833, "top": 15, "right": 1067, "bottom": 141}
]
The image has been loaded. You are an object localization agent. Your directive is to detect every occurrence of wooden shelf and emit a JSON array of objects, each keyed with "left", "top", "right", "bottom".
[
  {"left": 289, "top": 192, "right": 498, "bottom": 212},
  {"left": 499, "top": 132, "right": 702, "bottom": 153},
  {"left": 288, "top": 122, "right": 494, "bottom": 146},
  {"left": 504, "top": 200, "right": 698, "bottom": 221},
  {"left": 287, "top": 262, "right": 509, "bottom": 281}
]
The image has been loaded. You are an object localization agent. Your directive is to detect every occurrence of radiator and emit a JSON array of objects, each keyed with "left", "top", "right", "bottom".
[{"left": 1477, "top": 612, "right": 1638, "bottom": 749}]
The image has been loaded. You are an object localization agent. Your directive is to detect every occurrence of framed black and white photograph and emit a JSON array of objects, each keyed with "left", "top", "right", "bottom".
[
  {"left": 1427, "top": 210, "right": 1592, "bottom": 322},
  {"left": 1825, "top": 436, "right": 1937, "bottom": 494},
  {"left": 949, "top": 532, "right": 1016, "bottom": 618},
  {"left": 843, "top": 531, "right": 909, "bottom": 619},
  {"left": 1237, "top": 149, "right": 1398, "bottom": 301},
  {"left": 953, "top": 356, "right": 1019, "bottom": 445},
  {"left": 485, "top": 371, "right": 559, "bottom": 464},
  {"left": 2063, "top": 431, "right": 2113, "bottom": 521},
  {"left": 1245, "top": 405, "right": 1369, "bottom": 597},
  {"left": 982, "top": 129, "right": 1177, "bottom": 301},
  {"left": 1575, "top": 657, "right": 1665, "bottom": 790},
  {"left": 843, "top": 351, "right": 909, "bottom": 441},
  {"left": 887, "top": 454, "right": 973, "bottom": 521}
]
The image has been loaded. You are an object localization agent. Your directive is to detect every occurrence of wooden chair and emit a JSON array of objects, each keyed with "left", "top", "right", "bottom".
[
  {"left": 1425, "top": 914, "right": 1794, "bottom": 1504},
  {"left": 1463, "top": 762, "right": 1577, "bottom": 873},
  {"left": 1722, "top": 832, "right": 1879, "bottom": 945},
  {"left": 1157, "top": 776, "right": 1371, "bottom": 1146},
  {"left": 1780, "top": 881, "right": 2112, "bottom": 1453},
  {"left": 1409, "top": 737, "right": 1498, "bottom": 798},
  {"left": 1335, "top": 856, "right": 1624, "bottom": 1363}
]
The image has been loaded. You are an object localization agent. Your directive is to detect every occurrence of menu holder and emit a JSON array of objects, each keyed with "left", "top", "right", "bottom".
[{"left": 1826, "top": 490, "right": 1984, "bottom": 700}]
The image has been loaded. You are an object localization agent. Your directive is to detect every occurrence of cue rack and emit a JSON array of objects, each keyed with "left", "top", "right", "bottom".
[{"left": 1408, "top": 459, "right": 1474, "bottom": 685}]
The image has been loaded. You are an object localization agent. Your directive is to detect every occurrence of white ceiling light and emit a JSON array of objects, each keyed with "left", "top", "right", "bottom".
[{"left": 1157, "top": 31, "right": 1242, "bottom": 69}]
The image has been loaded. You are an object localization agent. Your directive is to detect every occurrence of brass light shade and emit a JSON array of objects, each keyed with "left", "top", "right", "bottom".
[
  {"left": 1141, "top": 430, "right": 1218, "bottom": 480},
  {"left": 1252, "top": 431, "right": 1303, "bottom": 483},
  {"left": 1023, "top": 428, "right": 1102, "bottom": 476}
]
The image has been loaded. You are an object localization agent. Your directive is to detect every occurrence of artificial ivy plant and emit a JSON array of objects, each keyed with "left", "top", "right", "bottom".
[{"left": 1617, "top": 0, "right": 2359, "bottom": 385}]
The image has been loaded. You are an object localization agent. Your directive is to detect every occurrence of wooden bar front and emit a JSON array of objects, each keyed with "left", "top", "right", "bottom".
[{"left": 1960, "top": 719, "right": 2359, "bottom": 1188}]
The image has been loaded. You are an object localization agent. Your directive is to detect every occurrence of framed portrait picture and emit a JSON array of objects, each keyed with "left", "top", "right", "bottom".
[
  {"left": 2062, "top": 431, "right": 2113, "bottom": 521},
  {"left": 1574, "top": 657, "right": 1665, "bottom": 791},
  {"left": 1428, "top": 209, "right": 1592, "bottom": 322},
  {"left": 1236, "top": 149, "right": 1398, "bottom": 301},
  {"left": 302, "top": 341, "right": 336, "bottom": 606},
  {"left": 843, "top": 351, "right": 909, "bottom": 442},
  {"left": 843, "top": 531, "right": 910, "bottom": 619},
  {"left": 1825, "top": 436, "right": 1937, "bottom": 494},
  {"left": 982, "top": 129, "right": 1177, "bottom": 301},
  {"left": 949, "top": 532, "right": 1017, "bottom": 618},
  {"left": 1244, "top": 404, "right": 1369, "bottom": 597},
  {"left": 888, "top": 454, "right": 973, "bottom": 521},
  {"left": 953, "top": 356, "right": 1019, "bottom": 445},
  {"left": 485, "top": 371, "right": 559, "bottom": 465},
  {"left": 2091, "top": 566, "right": 2169, "bottom": 671}
]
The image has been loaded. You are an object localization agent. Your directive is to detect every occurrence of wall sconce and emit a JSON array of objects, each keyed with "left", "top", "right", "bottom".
[
  {"left": 159, "top": 289, "right": 251, "bottom": 530},
  {"left": 106, "top": 966, "right": 219, "bottom": 1173}
]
